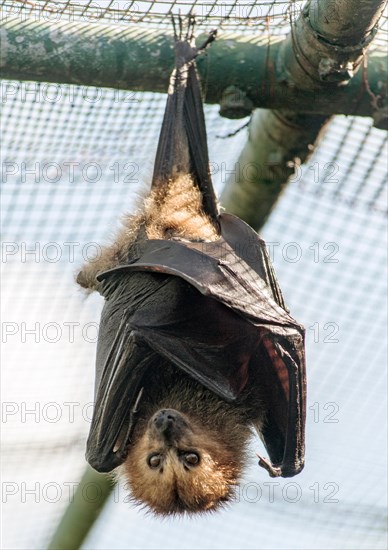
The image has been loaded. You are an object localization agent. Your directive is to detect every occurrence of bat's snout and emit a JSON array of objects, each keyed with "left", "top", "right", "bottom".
[{"left": 150, "top": 409, "right": 190, "bottom": 444}]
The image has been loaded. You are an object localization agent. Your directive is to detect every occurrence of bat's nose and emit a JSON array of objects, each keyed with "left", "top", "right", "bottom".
[
  {"left": 150, "top": 409, "right": 189, "bottom": 442},
  {"left": 153, "top": 409, "right": 180, "bottom": 430}
]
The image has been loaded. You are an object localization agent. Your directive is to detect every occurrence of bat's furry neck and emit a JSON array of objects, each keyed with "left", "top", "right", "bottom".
[
  {"left": 77, "top": 174, "right": 219, "bottom": 291},
  {"left": 133, "top": 362, "right": 253, "bottom": 449}
]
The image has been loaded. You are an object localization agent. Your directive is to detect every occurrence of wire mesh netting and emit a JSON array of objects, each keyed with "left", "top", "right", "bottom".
[
  {"left": 0, "top": 0, "right": 303, "bottom": 31},
  {"left": 1, "top": 1, "right": 387, "bottom": 549},
  {"left": 1, "top": 0, "right": 387, "bottom": 44}
]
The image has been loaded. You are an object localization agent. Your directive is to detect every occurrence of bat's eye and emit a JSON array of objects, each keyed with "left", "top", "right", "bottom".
[
  {"left": 183, "top": 452, "right": 200, "bottom": 466},
  {"left": 147, "top": 453, "right": 162, "bottom": 469}
]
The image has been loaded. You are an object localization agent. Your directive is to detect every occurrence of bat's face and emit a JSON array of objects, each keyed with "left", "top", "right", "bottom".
[{"left": 120, "top": 408, "right": 242, "bottom": 515}]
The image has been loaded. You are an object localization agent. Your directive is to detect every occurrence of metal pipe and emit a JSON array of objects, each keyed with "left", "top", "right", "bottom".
[
  {"left": 221, "top": 0, "right": 386, "bottom": 229},
  {"left": 0, "top": 16, "right": 386, "bottom": 118}
]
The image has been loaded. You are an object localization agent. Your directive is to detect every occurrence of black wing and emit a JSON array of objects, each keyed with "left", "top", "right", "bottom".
[
  {"left": 87, "top": 270, "right": 261, "bottom": 472},
  {"left": 86, "top": 323, "right": 152, "bottom": 472}
]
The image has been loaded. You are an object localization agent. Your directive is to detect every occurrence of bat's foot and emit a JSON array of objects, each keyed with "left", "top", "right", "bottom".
[
  {"left": 257, "top": 454, "right": 282, "bottom": 478},
  {"left": 197, "top": 29, "right": 217, "bottom": 52},
  {"left": 171, "top": 12, "right": 216, "bottom": 55}
]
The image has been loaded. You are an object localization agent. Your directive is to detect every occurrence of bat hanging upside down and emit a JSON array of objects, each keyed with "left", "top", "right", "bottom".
[{"left": 77, "top": 17, "right": 306, "bottom": 516}]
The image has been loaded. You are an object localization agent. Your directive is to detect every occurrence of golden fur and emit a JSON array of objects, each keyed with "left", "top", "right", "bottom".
[
  {"left": 77, "top": 175, "right": 218, "bottom": 291},
  {"left": 122, "top": 418, "right": 241, "bottom": 515}
]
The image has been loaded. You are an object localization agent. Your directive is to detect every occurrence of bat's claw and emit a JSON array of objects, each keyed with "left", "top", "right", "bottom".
[
  {"left": 197, "top": 29, "right": 217, "bottom": 52},
  {"left": 257, "top": 454, "right": 282, "bottom": 478},
  {"left": 172, "top": 12, "right": 217, "bottom": 54}
]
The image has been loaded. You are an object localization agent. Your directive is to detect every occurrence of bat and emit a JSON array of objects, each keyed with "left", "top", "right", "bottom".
[{"left": 77, "top": 16, "right": 306, "bottom": 515}]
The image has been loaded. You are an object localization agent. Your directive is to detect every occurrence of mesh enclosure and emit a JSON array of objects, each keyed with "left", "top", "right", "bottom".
[
  {"left": 0, "top": 0, "right": 304, "bottom": 32},
  {"left": 1, "top": 1, "right": 387, "bottom": 549}
]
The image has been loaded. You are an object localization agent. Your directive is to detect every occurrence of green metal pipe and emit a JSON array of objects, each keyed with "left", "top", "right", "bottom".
[
  {"left": 0, "top": 16, "right": 386, "bottom": 118},
  {"left": 308, "top": 0, "right": 387, "bottom": 44},
  {"left": 47, "top": 467, "right": 113, "bottom": 550},
  {"left": 221, "top": 0, "right": 386, "bottom": 229},
  {"left": 220, "top": 110, "right": 330, "bottom": 228}
]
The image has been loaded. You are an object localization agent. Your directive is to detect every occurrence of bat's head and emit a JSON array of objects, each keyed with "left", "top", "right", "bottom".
[
  {"left": 120, "top": 408, "right": 242, "bottom": 515},
  {"left": 117, "top": 367, "right": 254, "bottom": 516}
]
